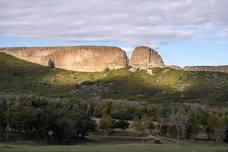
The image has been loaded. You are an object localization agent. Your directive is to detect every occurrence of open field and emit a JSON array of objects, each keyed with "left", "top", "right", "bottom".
[{"left": 0, "top": 142, "right": 227, "bottom": 152}]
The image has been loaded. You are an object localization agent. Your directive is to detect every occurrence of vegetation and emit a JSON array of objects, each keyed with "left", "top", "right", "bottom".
[
  {"left": 99, "top": 115, "right": 113, "bottom": 134},
  {"left": 0, "top": 96, "right": 227, "bottom": 143},
  {"left": 0, "top": 96, "right": 96, "bottom": 143},
  {"left": 0, "top": 142, "right": 228, "bottom": 152},
  {"left": 0, "top": 53, "right": 228, "bottom": 144},
  {"left": 1, "top": 53, "right": 228, "bottom": 106},
  {"left": 48, "top": 59, "right": 55, "bottom": 69}
]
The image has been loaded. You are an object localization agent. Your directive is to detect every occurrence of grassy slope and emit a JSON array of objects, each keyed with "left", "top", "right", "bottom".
[
  {"left": 0, "top": 142, "right": 227, "bottom": 152},
  {"left": 0, "top": 52, "right": 228, "bottom": 105}
]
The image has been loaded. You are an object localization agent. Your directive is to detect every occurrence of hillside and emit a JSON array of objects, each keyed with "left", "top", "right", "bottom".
[{"left": 0, "top": 52, "right": 228, "bottom": 106}]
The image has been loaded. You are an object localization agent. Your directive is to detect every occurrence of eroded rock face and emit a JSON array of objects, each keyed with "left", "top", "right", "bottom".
[
  {"left": 129, "top": 46, "right": 164, "bottom": 69},
  {"left": 184, "top": 66, "right": 228, "bottom": 73},
  {"left": 0, "top": 46, "right": 127, "bottom": 72}
]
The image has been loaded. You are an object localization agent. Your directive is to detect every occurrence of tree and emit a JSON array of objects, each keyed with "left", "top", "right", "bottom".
[
  {"left": 9, "top": 96, "right": 49, "bottom": 138},
  {"left": 168, "top": 104, "right": 188, "bottom": 141},
  {"left": 0, "top": 97, "right": 9, "bottom": 145},
  {"left": 5, "top": 96, "right": 97, "bottom": 143},
  {"left": 133, "top": 118, "right": 148, "bottom": 144},
  {"left": 48, "top": 59, "right": 55, "bottom": 68},
  {"left": 133, "top": 118, "right": 147, "bottom": 136},
  {"left": 148, "top": 122, "right": 155, "bottom": 134},
  {"left": 135, "top": 105, "right": 146, "bottom": 119},
  {"left": 48, "top": 100, "right": 97, "bottom": 142},
  {"left": 224, "top": 114, "right": 228, "bottom": 142},
  {"left": 104, "top": 68, "right": 110, "bottom": 72},
  {"left": 99, "top": 115, "right": 113, "bottom": 134},
  {"left": 186, "top": 112, "right": 202, "bottom": 139},
  {"left": 100, "top": 101, "right": 115, "bottom": 116},
  {"left": 113, "top": 119, "right": 129, "bottom": 131},
  {"left": 207, "top": 113, "right": 225, "bottom": 142},
  {"left": 0, "top": 97, "right": 7, "bottom": 131},
  {"left": 160, "top": 124, "right": 168, "bottom": 135}
]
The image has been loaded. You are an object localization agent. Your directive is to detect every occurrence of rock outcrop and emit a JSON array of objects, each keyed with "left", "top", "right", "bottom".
[
  {"left": 2, "top": 45, "right": 228, "bottom": 74},
  {"left": 0, "top": 46, "right": 127, "bottom": 72},
  {"left": 184, "top": 66, "right": 228, "bottom": 73},
  {"left": 129, "top": 46, "right": 164, "bottom": 69}
]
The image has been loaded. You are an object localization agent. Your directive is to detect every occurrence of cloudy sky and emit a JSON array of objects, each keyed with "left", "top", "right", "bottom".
[{"left": 0, "top": 0, "right": 228, "bottom": 66}]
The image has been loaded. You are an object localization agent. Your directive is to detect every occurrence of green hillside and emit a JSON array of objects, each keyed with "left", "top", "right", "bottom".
[{"left": 0, "top": 52, "right": 228, "bottom": 106}]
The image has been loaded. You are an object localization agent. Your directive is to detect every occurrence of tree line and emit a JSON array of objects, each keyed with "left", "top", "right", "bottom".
[
  {"left": 0, "top": 96, "right": 227, "bottom": 144},
  {"left": 83, "top": 99, "right": 228, "bottom": 142},
  {"left": 0, "top": 96, "right": 96, "bottom": 144}
]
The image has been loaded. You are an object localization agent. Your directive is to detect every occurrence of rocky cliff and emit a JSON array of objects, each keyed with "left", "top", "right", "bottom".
[
  {"left": 184, "top": 66, "right": 228, "bottom": 73},
  {"left": 0, "top": 46, "right": 128, "bottom": 72},
  {"left": 129, "top": 46, "right": 164, "bottom": 69}
]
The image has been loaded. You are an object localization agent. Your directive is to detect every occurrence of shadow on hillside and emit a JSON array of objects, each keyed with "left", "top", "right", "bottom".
[{"left": 1, "top": 53, "right": 228, "bottom": 105}]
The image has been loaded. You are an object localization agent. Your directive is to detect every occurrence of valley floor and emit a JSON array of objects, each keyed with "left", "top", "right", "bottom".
[{"left": 0, "top": 142, "right": 227, "bottom": 152}]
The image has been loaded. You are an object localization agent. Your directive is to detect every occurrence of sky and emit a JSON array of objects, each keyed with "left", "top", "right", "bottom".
[{"left": 0, "top": 0, "right": 228, "bottom": 67}]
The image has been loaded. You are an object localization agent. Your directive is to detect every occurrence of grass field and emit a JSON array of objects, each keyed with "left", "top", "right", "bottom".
[{"left": 0, "top": 142, "right": 227, "bottom": 152}]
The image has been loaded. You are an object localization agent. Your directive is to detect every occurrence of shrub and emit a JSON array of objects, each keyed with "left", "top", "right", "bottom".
[
  {"left": 112, "top": 119, "right": 129, "bottom": 131},
  {"left": 104, "top": 68, "right": 110, "bottom": 72}
]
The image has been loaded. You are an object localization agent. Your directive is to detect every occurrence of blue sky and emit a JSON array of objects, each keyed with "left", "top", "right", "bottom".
[
  {"left": 159, "top": 36, "right": 228, "bottom": 67},
  {"left": 0, "top": 0, "right": 228, "bottom": 67}
]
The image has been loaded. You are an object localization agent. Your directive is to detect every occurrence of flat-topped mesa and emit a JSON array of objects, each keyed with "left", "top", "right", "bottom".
[
  {"left": 129, "top": 46, "right": 164, "bottom": 69},
  {"left": 0, "top": 46, "right": 128, "bottom": 72},
  {"left": 184, "top": 66, "right": 228, "bottom": 73}
]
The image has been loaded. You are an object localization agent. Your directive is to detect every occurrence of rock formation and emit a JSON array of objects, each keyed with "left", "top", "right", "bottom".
[
  {"left": 129, "top": 46, "right": 164, "bottom": 69},
  {"left": 2, "top": 45, "right": 228, "bottom": 74},
  {"left": 0, "top": 46, "right": 127, "bottom": 72},
  {"left": 184, "top": 66, "right": 228, "bottom": 73}
]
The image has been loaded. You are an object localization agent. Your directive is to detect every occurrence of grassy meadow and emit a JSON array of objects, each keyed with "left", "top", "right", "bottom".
[{"left": 0, "top": 142, "right": 228, "bottom": 152}]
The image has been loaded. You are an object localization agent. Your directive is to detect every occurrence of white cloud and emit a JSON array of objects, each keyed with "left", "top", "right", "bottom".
[{"left": 0, "top": 0, "right": 228, "bottom": 47}]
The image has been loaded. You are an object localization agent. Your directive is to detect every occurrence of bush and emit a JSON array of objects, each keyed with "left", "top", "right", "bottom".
[
  {"left": 112, "top": 119, "right": 129, "bottom": 131},
  {"left": 104, "top": 68, "right": 110, "bottom": 72}
]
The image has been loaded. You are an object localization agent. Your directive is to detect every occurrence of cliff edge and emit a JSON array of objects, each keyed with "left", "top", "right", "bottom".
[
  {"left": 0, "top": 46, "right": 128, "bottom": 72},
  {"left": 184, "top": 66, "right": 228, "bottom": 73}
]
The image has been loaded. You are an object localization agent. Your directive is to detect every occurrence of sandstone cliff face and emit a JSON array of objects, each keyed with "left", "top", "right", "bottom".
[
  {"left": 0, "top": 46, "right": 127, "bottom": 72},
  {"left": 184, "top": 66, "right": 228, "bottom": 73},
  {"left": 129, "top": 46, "right": 164, "bottom": 69}
]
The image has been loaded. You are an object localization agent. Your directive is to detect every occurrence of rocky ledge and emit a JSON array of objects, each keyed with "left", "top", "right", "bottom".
[{"left": 184, "top": 66, "right": 228, "bottom": 73}]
